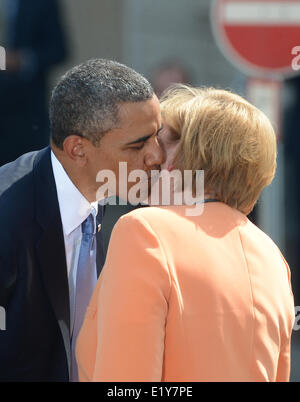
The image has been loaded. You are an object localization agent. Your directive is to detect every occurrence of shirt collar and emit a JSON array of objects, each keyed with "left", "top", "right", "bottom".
[{"left": 51, "top": 151, "right": 98, "bottom": 236}]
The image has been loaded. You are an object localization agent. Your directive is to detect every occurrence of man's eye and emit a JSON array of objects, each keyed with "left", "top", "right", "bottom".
[{"left": 131, "top": 143, "right": 145, "bottom": 150}]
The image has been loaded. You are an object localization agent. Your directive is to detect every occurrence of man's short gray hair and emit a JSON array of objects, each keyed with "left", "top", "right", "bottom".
[{"left": 50, "top": 59, "right": 154, "bottom": 149}]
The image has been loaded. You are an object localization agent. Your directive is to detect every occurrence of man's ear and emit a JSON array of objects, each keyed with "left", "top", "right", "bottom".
[{"left": 63, "top": 135, "right": 88, "bottom": 167}]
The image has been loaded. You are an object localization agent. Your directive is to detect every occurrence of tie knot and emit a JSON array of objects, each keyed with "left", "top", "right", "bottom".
[{"left": 82, "top": 212, "right": 96, "bottom": 235}]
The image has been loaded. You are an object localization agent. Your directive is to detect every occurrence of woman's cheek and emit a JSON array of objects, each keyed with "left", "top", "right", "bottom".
[{"left": 161, "top": 142, "right": 179, "bottom": 171}]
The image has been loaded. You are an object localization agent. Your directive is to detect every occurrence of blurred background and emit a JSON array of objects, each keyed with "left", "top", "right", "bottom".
[{"left": 0, "top": 0, "right": 299, "bottom": 381}]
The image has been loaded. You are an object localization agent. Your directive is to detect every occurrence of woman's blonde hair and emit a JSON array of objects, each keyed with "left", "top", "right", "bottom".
[{"left": 160, "top": 84, "right": 277, "bottom": 214}]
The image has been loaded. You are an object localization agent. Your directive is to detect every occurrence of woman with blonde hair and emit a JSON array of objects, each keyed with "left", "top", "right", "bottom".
[{"left": 76, "top": 85, "right": 295, "bottom": 382}]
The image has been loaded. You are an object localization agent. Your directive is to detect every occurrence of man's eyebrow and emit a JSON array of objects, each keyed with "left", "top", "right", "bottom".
[{"left": 125, "top": 125, "right": 164, "bottom": 146}]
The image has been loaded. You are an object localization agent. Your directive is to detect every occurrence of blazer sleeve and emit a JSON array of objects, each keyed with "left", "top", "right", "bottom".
[
  {"left": 276, "top": 251, "right": 295, "bottom": 382},
  {"left": 92, "top": 212, "right": 172, "bottom": 382}
]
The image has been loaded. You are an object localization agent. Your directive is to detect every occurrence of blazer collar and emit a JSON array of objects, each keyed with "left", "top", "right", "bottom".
[
  {"left": 33, "top": 146, "right": 71, "bottom": 374},
  {"left": 33, "top": 147, "right": 61, "bottom": 229},
  {"left": 51, "top": 151, "right": 99, "bottom": 236}
]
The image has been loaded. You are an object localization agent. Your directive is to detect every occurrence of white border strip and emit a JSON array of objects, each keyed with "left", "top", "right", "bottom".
[{"left": 223, "top": 1, "right": 300, "bottom": 25}]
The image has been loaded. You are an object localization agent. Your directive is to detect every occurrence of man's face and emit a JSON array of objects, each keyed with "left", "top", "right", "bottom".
[{"left": 87, "top": 95, "right": 164, "bottom": 200}]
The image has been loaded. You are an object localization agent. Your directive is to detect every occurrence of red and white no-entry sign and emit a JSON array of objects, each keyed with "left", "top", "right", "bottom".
[{"left": 211, "top": 0, "right": 300, "bottom": 78}]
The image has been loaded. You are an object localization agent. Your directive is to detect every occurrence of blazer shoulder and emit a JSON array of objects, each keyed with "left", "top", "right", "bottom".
[
  {"left": 118, "top": 206, "right": 175, "bottom": 228},
  {"left": 122, "top": 205, "right": 177, "bottom": 220},
  {"left": 0, "top": 150, "right": 40, "bottom": 197},
  {"left": 0, "top": 148, "right": 51, "bottom": 226},
  {"left": 116, "top": 206, "right": 187, "bottom": 241}
]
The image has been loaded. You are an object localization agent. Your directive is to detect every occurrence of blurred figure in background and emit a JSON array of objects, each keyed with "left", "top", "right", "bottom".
[
  {"left": 0, "top": 0, "right": 68, "bottom": 166},
  {"left": 150, "top": 60, "right": 192, "bottom": 98}
]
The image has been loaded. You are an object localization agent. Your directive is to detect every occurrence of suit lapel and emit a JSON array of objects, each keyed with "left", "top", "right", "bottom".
[{"left": 33, "top": 147, "right": 71, "bottom": 374}]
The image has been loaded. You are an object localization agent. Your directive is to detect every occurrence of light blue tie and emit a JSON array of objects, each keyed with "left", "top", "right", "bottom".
[{"left": 71, "top": 212, "right": 97, "bottom": 381}]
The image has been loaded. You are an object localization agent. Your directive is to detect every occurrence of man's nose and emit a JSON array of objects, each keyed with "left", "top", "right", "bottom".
[{"left": 145, "top": 136, "right": 165, "bottom": 168}]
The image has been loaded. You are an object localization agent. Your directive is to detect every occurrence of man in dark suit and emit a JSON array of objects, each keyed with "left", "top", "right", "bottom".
[
  {"left": 0, "top": 0, "right": 68, "bottom": 166},
  {"left": 0, "top": 59, "right": 163, "bottom": 381}
]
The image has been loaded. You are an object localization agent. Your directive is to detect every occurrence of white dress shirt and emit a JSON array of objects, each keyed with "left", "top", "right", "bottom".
[{"left": 51, "top": 151, "right": 98, "bottom": 336}]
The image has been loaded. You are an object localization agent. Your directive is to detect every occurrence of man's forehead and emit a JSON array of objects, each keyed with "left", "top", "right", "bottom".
[
  {"left": 112, "top": 97, "right": 161, "bottom": 142},
  {"left": 117, "top": 96, "right": 159, "bottom": 119}
]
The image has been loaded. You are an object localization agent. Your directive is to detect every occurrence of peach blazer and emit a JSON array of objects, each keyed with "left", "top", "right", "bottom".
[{"left": 76, "top": 202, "right": 295, "bottom": 382}]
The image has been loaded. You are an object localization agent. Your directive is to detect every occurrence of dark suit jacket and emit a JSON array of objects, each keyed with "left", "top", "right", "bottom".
[
  {"left": 0, "top": 0, "right": 68, "bottom": 165},
  {"left": 0, "top": 147, "right": 104, "bottom": 381}
]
